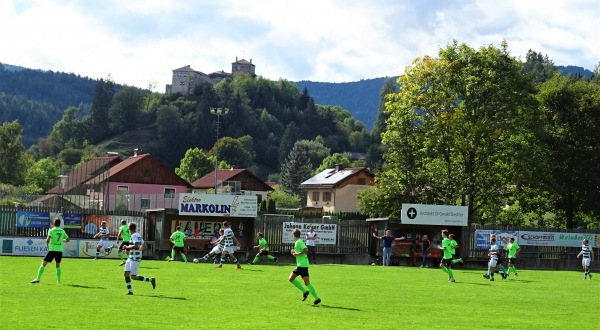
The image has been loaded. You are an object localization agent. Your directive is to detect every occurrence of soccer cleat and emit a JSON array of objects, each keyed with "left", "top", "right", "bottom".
[
  {"left": 236, "top": 264, "right": 242, "bottom": 269},
  {"left": 215, "top": 264, "right": 222, "bottom": 268},
  {"left": 514, "top": 272, "right": 518, "bottom": 277},
  {"left": 449, "top": 278, "right": 455, "bottom": 282},
  {"left": 125, "top": 292, "right": 133, "bottom": 295},
  {"left": 31, "top": 279, "right": 40, "bottom": 284},
  {"left": 151, "top": 278, "right": 156, "bottom": 289},
  {"left": 483, "top": 274, "right": 489, "bottom": 279},
  {"left": 502, "top": 273, "right": 507, "bottom": 280},
  {"left": 490, "top": 277, "right": 495, "bottom": 281},
  {"left": 589, "top": 274, "right": 593, "bottom": 279},
  {"left": 248, "top": 262, "right": 254, "bottom": 265},
  {"left": 302, "top": 291, "right": 310, "bottom": 301},
  {"left": 313, "top": 299, "right": 321, "bottom": 305},
  {"left": 458, "top": 258, "right": 463, "bottom": 264},
  {"left": 274, "top": 257, "right": 278, "bottom": 262},
  {"left": 119, "top": 262, "right": 125, "bottom": 266}
]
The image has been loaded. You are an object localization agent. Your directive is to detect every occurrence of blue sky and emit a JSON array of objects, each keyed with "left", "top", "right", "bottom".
[{"left": 1, "top": 0, "right": 598, "bottom": 91}]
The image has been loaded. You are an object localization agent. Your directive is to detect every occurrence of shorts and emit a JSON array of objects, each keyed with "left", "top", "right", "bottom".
[
  {"left": 508, "top": 258, "right": 516, "bottom": 265},
  {"left": 210, "top": 245, "right": 223, "bottom": 254},
  {"left": 125, "top": 259, "right": 140, "bottom": 275},
  {"left": 258, "top": 249, "right": 270, "bottom": 256},
  {"left": 43, "top": 251, "right": 63, "bottom": 263},
  {"left": 489, "top": 258, "right": 498, "bottom": 268},
  {"left": 97, "top": 240, "right": 110, "bottom": 249},
  {"left": 441, "top": 258, "right": 453, "bottom": 268},
  {"left": 223, "top": 246, "right": 237, "bottom": 255},
  {"left": 172, "top": 246, "right": 185, "bottom": 253},
  {"left": 582, "top": 258, "right": 591, "bottom": 267},
  {"left": 119, "top": 241, "right": 130, "bottom": 250},
  {"left": 293, "top": 266, "right": 310, "bottom": 278}
]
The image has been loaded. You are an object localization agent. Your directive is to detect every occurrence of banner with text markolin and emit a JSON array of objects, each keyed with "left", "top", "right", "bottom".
[
  {"left": 401, "top": 204, "right": 468, "bottom": 226},
  {"left": 179, "top": 193, "right": 257, "bottom": 217}
]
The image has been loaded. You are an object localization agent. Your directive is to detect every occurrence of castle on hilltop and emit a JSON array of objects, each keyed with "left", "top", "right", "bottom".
[{"left": 165, "top": 57, "right": 256, "bottom": 95}]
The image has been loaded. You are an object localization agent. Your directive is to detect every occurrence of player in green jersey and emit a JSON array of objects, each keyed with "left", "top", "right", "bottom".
[
  {"left": 168, "top": 226, "right": 188, "bottom": 263},
  {"left": 505, "top": 237, "right": 520, "bottom": 277},
  {"left": 289, "top": 228, "right": 321, "bottom": 305},
  {"left": 249, "top": 232, "right": 278, "bottom": 265},
  {"left": 31, "top": 218, "right": 70, "bottom": 284},
  {"left": 116, "top": 220, "right": 131, "bottom": 266},
  {"left": 438, "top": 229, "right": 456, "bottom": 282}
]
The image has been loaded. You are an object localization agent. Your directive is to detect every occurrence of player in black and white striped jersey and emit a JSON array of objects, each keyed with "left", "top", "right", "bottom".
[
  {"left": 577, "top": 239, "right": 594, "bottom": 280},
  {"left": 94, "top": 221, "right": 111, "bottom": 260},
  {"left": 123, "top": 222, "right": 155, "bottom": 295},
  {"left": 215, "top": 221, "right": 241, "bottom": 269}
]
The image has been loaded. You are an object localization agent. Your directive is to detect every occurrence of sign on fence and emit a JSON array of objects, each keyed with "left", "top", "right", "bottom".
[
  {"left": 16, "top": 211, "right": 50, "bottom": 228},
  {"left": 518, "top": 231, "right": 596, "bottom": 247},
  {"left": 179, "top": 193, "right": 257, "bottom": 217},
  {"left": 475, "top": 230, "right": 519, "bottom": 248},
  {"left": 282, "top": 222, "right": 337, "bottom": 245},
  {"left": 401, "top": 204, "right": 468, "bottom": 226},
  {"left": 171, "top": 220, "right": 222, "bottom": 238}
]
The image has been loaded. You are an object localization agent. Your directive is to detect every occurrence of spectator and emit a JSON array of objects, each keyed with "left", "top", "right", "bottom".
[
  {"left": 420, "top": 235, "right": 431, "bottom": 268},
  {"left": 305, "top": 226, "right": 317, "bottom": 264},
  {"left": 373, "top": 230, "right": 406, "bottom": 266}
]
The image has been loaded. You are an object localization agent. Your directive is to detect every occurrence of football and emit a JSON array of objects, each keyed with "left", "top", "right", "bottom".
[{"left": 193, "top": 258, "right": 200, "bottom": 263}]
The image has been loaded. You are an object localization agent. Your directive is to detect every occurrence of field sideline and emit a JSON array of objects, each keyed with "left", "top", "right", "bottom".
[{"left": 1, "top": 256, "right": 597, "bottom": 329}]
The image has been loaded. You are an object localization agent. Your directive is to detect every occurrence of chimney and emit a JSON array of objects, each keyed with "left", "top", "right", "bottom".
[
  {"left": 133, "top": 148, "right": 139, "bottom": 157},
  {"left": 335, "top": 163, "right": 341, "bottom": 171},
  {"left": 236, "top": 56, "right": 238, "bottom": 62},
  {"left": 250, "top": 58, "right": 252, "bottom": 64}
]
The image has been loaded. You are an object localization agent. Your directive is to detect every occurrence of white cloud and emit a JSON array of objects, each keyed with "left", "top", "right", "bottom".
[{"left": 0, "top": 0, "right": 598, "bottom": 91}]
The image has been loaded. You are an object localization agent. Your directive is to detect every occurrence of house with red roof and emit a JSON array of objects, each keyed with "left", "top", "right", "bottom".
[
  {"left": 190, "top": 168, "right": 273, "bottom": 204},
  {"left": 299, "top": 165, "right": 375, "bottom": 213}
]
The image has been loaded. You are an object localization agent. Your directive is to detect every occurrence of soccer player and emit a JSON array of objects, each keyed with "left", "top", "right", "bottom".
[
  {"left": 484, "top": 236, "right": 500, "bottom": 281},
  {"left": 31, "top": 218, "right": 70, "bottom": 284},
  {"left": 505, "top": 237, "right": 520, "bottom": 277},
  {"left": 215, "top": 221, "right": 241, "bottom": 269},
  {"left": 116, "top": 220, "right": 131, "bottom": 266},
  {"left": 168, "top": 226, "right": 188, "bottom": 263},
  {"left": 249, "top": 232, "right": 278, "bottom": 265},
  {"left": 437, "top": 229, "right": 456, "bottom": 282},
  {"left": 123, "top": 222, "right": 156, "bottom": 295},
  {"left": 289, "top": 228, "right": 321, "bottom": 305},
  {"left": 94, "top": 221, "right": 111, "bottom": 260},
  {"left": 577, "top": 239, "right": 594, "bottom": 280},
  {"left": 373, "top": 230, "right": 406, "bottom": 266},
  {"left": 488, "top": 234, "right": 508, "bottom": 279},
  {"left": 448, "top": 234, "right": 463, "bottom": 265},
  {"left": 201, "top": 229, "right": 225, "bottom": 263}
]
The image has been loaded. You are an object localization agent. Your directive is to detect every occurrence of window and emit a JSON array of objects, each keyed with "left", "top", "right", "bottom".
[
  {"left": 323, "top": 192, "right": 332, "bottom": 202},
  {"left": 358, "top": 178, "right": 366, "bottom": 185},
  {"left": 256, "top": 194, "right": 262, "bottom": 205},
  {"left": 164, "top": 188, "right": 176, "bottom": 198},
  {"left": 117, "top": 186, "right": 129, "bottom": 192},
  {"left": 312, "top": 192, "right": 320, "bottom": 202},
  {"left": 141, "top": 198, "right": 150, "bottom": 209}
]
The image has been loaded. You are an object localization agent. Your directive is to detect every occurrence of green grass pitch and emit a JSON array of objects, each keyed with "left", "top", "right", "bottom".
[{"left": 1, "top": 256, "right": 598, "bottom": 329}]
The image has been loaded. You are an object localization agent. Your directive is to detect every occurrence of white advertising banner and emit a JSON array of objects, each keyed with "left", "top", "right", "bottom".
[
  {"left": 9, "top": 238, "right": 78, "bottom": 257},
  {"left": 179, "top": 193, "right": 257, "bottom": 217},
  {"left": 78, "top": 239, "right": 120, "bottom": 258},
  {"left": 518, "top": 231, "right": 596, "bottom": 247},
  {"left": 282, "top": 222, "right": 337, "bottom": 245},
  {"left": 401, "top": 204, "right": 468, "bottom": 226}
]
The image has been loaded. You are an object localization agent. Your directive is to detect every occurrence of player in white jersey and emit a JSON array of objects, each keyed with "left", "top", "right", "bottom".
[
  {"left": 483, "top": 236, "right": 500, "bottom": 281},
  {"left": 576, "top": 239, "right": 594, "bottom": 280},
  {"left": 215, "top": 221, "right": 241, "bottom": 269},
  {"left": 123, "top": 222, "right": 155, "bottom": 295},
  {"left": 201, "top": 229, "right": 225, "bottom": 263},
  {"left": 94, "top": 221, "right": 111, "bottom": 260}
]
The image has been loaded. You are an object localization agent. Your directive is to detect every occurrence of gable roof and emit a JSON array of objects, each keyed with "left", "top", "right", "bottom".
[
  {"left": 191, "top": 168, "right": 272, "bottom": 191},
  {"left": 299, "top": 167, "right": 373, "bottom": 188},
  {"left": 47, "top": 156, "right": 121, "bottom": 194}
]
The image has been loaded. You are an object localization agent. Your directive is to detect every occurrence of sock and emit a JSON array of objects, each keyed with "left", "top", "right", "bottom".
[
  {"left": 499, "top": 265, "right": 507, "bottom": 274},
  {"left": 95, "top": 251, "right": 99, "bottom": 258},
  {"left": 253, "top": 256, "right": 259, "bottom": 264},
  {"left": 171, "top": 250, "right": 175, "bottom": 260},
  {"left": 119, "top": 252, "right": 124, "bottom": 261},
  {"left": 441, "top": 266, "right": 449, "bottom": 274},
  {"left": 202, "top": 253, "right": 210, "bottom": 260},
  {"left": 487, "top": 267, "right": 491, "bottom": 276},
  {"left": 134, "top": 276, "right": 147, "bottom": 281},
  {"left": 507, "top": 266, "right": 512, "bottom": 275},
  {"left": 291, "top": 278, "right": 306, "bottom": 293},
  {"left": 181, "top": 254, "right": 188, "bottom": 263},
  {"left": 447, "top": 268, "right": 454, "bottom": 279},
  {"left": 452, "top": 259, "right": 459, "bottom": 264},
  {"left": 307, "top": 283, "right": 319, "bottom": 300},
  {"left": 37, "top": 265, "right": 45, "bottom": 279},
  {"left": 56, "top": 268, "right": 62, "bottom": 282},
  {"left": 125, "top": 277, "right": 132, "bottom": 292},
  {"left": 233, "top": 257, "right": 239, "bottom": 264},
  {"left": 220, "top": 256, "right": 224, "bottom": 265},
  {"left": 268, "top": 255, "right": 275, "bottom": 260}
]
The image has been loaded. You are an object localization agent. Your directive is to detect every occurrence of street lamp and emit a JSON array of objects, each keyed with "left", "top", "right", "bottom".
[
  {"left": 58, "top": 175, "right": 68, "bottom": 210},
  {"left": 210, "top": 107, "right": 229, "bottom": 194}
]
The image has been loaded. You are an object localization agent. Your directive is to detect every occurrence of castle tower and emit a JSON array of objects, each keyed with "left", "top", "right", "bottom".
[{"left": 231, "top": 57, "right": 256, "bottom": 77}]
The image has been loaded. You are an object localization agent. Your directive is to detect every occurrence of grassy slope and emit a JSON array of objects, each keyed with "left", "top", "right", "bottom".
[{"left": 1, "top": 256, "right": 598, "bottom": 329}]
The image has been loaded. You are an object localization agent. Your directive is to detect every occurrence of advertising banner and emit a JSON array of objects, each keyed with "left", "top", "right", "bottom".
[
  {"left": 78, "top": 239, "right": 120, "bottom": 258},
  {"left": 179, "top": 193, "right": 257, "bottom": 217},
  {"left": 82, "top": 215, "right": 145, "bottom": 237},
  {"left": 401, "top": 204, "right": 468, "bottom": 226},
  {"left": 9, "top": 238, "right": 78, "bottom": 257},
  {"left": 16, "top": 211, "right": 51, "bottom": 228},
  {"left": 474, "top": 230, "right": 519, "bottom": 249},
  {"left": 282, "top": 222, "right": 337, "bottom": 245},
  {"left": 63, "top": 213, "right": 83, "bottom": 229},
  {"left": 518, "top": 231, "right": 596, "bottom": 247},
  {"left": 171, "top": 220, "right": 223, "bottom": 239}
]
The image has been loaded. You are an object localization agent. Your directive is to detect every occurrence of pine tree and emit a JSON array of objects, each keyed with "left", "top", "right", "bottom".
[{"left": 280, "top": 142, "right": 312, "bottom": 203}]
